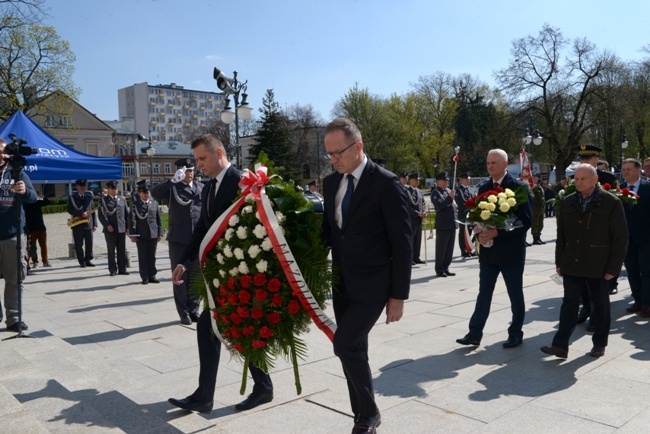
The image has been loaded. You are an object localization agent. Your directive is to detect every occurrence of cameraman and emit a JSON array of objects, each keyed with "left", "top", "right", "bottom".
[{"left": 0, "top": 138, "right": 37, "bottom": 332}]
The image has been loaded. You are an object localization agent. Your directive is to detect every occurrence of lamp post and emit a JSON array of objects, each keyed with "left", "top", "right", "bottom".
[
  {"left": 619, "top": 122, "right": 628, "bottom": 174},
  {"left": 522, "top": 115, "right": 543, "bottom": 173},
  {"left": 141, "top": 133, "right": 155, "bottom": 184},
  {"left": 214, "top": 67, "right": 253, "bottom": 169}
]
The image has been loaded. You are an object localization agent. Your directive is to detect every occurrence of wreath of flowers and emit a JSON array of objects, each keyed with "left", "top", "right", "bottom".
[{"left": 193, "top": 154, "right": 331, "bottom": 395}]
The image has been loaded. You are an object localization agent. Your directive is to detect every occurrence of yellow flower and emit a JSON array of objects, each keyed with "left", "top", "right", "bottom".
[
  {"left": 486, "top": 202, "right": 496, "bottom": 212},
  {"left": 478, "top": 201, "right": 488, "bottom": 209},
  {"left": 480, "top": 210, "right": 492, "bottom": 220},
  {"left": 505, "top": 188, "right": 515, "bottom": 197},
  {"left": 487, "top": 195, "right": 498, "bottom": 203},
  {"left": 507, "top": 197, "right": 517, "bottom": 207},
  {"left": 497, "top": 192, "right": 507, "bottom": 199},
  {"left": 499, "top": 202, "right": 510, "bottom": 212}
]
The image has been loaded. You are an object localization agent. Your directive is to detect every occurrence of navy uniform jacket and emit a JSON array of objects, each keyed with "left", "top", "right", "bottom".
[
  {"left": 67, "top": 191, "right": 97, "bottom": 230},
  {"left": 322, "top": 159, "right": 412, "bottom": 302},
  {"left": 151, "top": 179, "right": 203, "bottom": 244},
  {"left": 98, "top": 194, "right": 129, "bottom": 234},
  {"left": 620, "top": 179, "right": 650, "bottom": 247},
  {"left": 476, "top": 173, "right": 532, "bottom": 265},
  {"left": 406, "top": 186, "right": 424, "bottom": 217},
  {"left": 454, "top": 184, "right": 473, "bottom": 220},
  {"left": 431, "top": 186, "right": 457, "bottom": 230},
  {"left": 129, "top": 199, "right": 162, "bottom": 240}
]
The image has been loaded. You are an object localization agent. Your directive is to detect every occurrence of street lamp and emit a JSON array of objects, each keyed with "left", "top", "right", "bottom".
[
  {"left": 619, "top": 123, "right": 628, "bottom": 174},
  {"left": 522, "top": 115, "right": 543, "bottom": 173},
  {"left": 214, "top": 67, "right": 253, "bottom": 169},
  {"left": 141, "top": 133, "right": 155, "bottom": 184}
]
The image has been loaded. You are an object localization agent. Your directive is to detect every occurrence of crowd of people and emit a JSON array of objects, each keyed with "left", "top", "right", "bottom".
[{"left": 3, "top": 126, "right": 650, "bottom": 433}]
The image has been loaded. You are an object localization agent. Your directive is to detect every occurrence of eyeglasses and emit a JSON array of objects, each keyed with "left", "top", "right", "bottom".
[{"left": 323, "top": 141, "right": 357, "bottom": 160}]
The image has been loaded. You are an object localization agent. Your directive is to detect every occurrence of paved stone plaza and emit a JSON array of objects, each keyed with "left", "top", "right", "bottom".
[{"left": 1, "top": 214, "right": 649, "bottom": 433}]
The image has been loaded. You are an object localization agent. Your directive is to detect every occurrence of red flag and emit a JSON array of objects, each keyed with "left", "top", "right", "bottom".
[{"left": 453, "top": 155, "right": 459, "bottom": 163}]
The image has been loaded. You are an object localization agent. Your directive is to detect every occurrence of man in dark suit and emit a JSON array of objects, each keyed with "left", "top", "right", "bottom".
[
  {"left": 431, "top": 172, "right": 457, "bottom": 277},
  {"left": 98, "top": 181, "right": 129, "bottom": 277},
  {"left": 407, "top": 173, "right": 425, "bottom": 265},
  {"left": 322, "top": 118, "right": 412, "bottom": 434},
  {"left": 620, "top": 158, "right": 650, "bottom": 317},
  {"left": 454, "top": 172, "right": 474, "bottom": 258},
  {"left": 129, "top": 182, "right": 162, "bottom": 284},
  {"left": 457, "top": 149, "right": 532, "bottom": 349},
  {"left": 67, "top": 179, "right": 97, "bottom": 267},
  {"left": 167, "top": 134, "right": 273, "bottom": 414},
  {"left": 151, "top": 157, "right": 203, "bottom": 325}
]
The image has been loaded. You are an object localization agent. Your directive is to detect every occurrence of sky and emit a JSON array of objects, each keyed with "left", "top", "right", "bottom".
[{"left": 41, "top": 0, "right": 650, "bottom": 124}]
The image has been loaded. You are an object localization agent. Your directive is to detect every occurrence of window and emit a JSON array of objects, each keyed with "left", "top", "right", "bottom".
[
  {"left": 164, "top": 163, "right": 172, "bottom": 174},
  {"left": 45, "top": 116, "right": 56, "bottom": 127},
  {"left": 123, "top": 163, "right": 135, "bottom": 178},
  {"left": 153, "top": 163, "right": 160, "bottom": 175},
  {"left": 141, "top": 163, "right": 149, "bottom": 175}
]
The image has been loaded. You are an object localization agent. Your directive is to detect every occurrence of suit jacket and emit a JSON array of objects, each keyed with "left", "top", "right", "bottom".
[
  {"left": 179, "top": 165, "right": 241, "bottom": 266},
  {"left": 477, "top": 173, "right": 532, "bottom": 265},
  {"left": 67, "top": 191, "right": 97, "bottom": 230},
  {"left": 151, "top": 179, "right": 203, "bottom": 244},
  {"left": 620, "top": 179, "right": 650, "bottom": 246},
  {"left": 129, "top": 199, "right": 162, "bottom": 240},
  {"left": 322, "top": 159, "right": 412, "bottom": 302},
  {"left": 431, "top": 187, "right": 456, "bottom": 230},
  {"left": 98, "top": 194, "right": 129, "bottom": 234}
]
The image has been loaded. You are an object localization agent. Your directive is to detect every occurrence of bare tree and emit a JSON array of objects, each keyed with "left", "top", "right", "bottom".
[{"left": 284, "top": 103, "right": 324, "bottom": 181}]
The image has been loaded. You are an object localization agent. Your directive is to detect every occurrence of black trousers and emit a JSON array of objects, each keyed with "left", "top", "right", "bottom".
[
  {"left": 554, "top": 275, "right": 610, "bottom": 350},
  {"left": 332, "top": 292, "right": 385, "bottom": 419},
  {"left": 105, "top": 231, "right": 127, "bottom": 274},
  {"left": 135, "top": 237, "right": 158, "bottom": 280},
  {"left": 435, "top": 229, "right": 455, "bottom": 273},
  {"left": 169, "top": 241, "right": 199, "bottom": 319},
  {"left": 410, "top": 216, "right": 422, "bottom": 261},
  {"left": 191, "top": 309, "right": 272, "bottom": 402},
  {"left": 72, "top": 226, "right": 93, "bottom": 264}
]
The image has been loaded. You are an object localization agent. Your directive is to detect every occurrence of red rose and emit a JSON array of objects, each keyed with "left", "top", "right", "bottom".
[
  {"left": 252, "top": 340, "right": 266, "bottom": 349},
  {"left": 233, "top": 343, "right": 244, "bottom": 353},
  {"left": 237, "top": 306, "right": 250, "bottom": 318},
  {"left": 223, "top": 330, "right": 231, "bottom": 338},
  {"left": 220, "top": 314, "right": 229, "bottom": 325},
  {"left": 267, "top": 312, "right": 281, "bottom": 324},
  {"left": 268, "top": 278, "right": 282, "bottom": 293},
  {"left": 238, "top": 290, "right": 251, "bottom": 304},
  {"left": 271, "top": 294, "right": 282, "bottom": 307},
  {"left": 251, "top": 307, "right": 264, "bottom": 319},
  {"left": 254, "top": 273, "right": 267, "bottom": 286},
  {"left": 230, "top": 312, "right": 242, "bottom": 325},
  {"left": 240, "top": 274, "right": 252, "bottom": 288},
  {"left": 217, "top": 296, "right": 226, "bottom": 307},
  {"left": 228, "top": 277, "right": 236, "bottom": 290},
  {"left": 622, "top": 188, "right": 630, "bottom": 196},
  {"left": 465, "top": 199, "right": 475, "bottom": 208},
  {"left": 228, "top": 294, "right": 238, "bottom": 306},
  {"left": 256, "top": 289, "right": 268, "bottom": 302},
  {"left": 602, "top": 183, "right": 612, "bottom": 190},
  {"left": 288, "top": 300, "right": 300, "bottom": 315},
  {"left": 219, "top": 285, "right": 228, "bottom": 296},
  {"left": 212, "top": 311, "right": 219, "bottom": 320},
  {"left": 259, "top": 326, "right": 273, "bottom": 339},
  {"left": 242, "top": 325, "right": 255, "bottom": 336},
  {"left": 230, "top": 327, "right": 242, "bottom": 339}
]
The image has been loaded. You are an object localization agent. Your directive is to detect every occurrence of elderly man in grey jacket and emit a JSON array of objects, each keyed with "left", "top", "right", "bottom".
[{"left": 541, "top": 164, "right": 628, "bottom": 359}]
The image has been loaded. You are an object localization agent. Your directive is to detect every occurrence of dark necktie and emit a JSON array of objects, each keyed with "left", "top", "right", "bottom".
[
  {"left": 208, "top": 179, "right": 218, "bottom": 217},
  {"left": 493, "top": 182, "right": 500, "bottom": 189},
  {"left": 629, "top": 185, "right": 635, "bottom": 192},
  {"left": 341, "top": 174, "right": 355, "bottom": 221}
]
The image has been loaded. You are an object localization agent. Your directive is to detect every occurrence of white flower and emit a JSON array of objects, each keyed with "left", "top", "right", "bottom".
[
  {"left": 229, "top": 267, "right": 239, "bottom": 276},
  {"left": 223, "top": 245, "right": 233, "bottom": 258},
  {"left": 480, "top": 210, "right": 492, "bottom": 220},
  {"left": 261, "top": 237, "right": 273, "bottom": 251},
  {"left": 228, "top": 214, "right": 239, "bottom": 226},
  {"left": 242, "top": 205, "right": 253, "bottom": 214},
  {"left": 256, "top": 260, "right": 268, "bottom": 273},
  {"left": 234, "top": 247, "right": 244, "bottom": 260},
  {"left": 487, "top": 195, "right": 498, "bottom": 203},
  {"left": 238, "top": 261, "right": 249, "bottom": 274},
  {"left": 499, "top": 202, "right": 511, "bottom": 213},
  {"left": 253, "top": 224, "right": 267, "bottom": 239},
  {"left": 248, "top": 245, "right": 261, "bottom": 258},
  {"left": 219, "top": 269, "right": 226, "bottom": 277},
  {"left": 505, "top": 188, "right": 515, "bottom": 197},
  {"left": 212, "top": 278, "right": 220, "bottom": 288},
  {"left": 497, "top": 192, "right": 507, "bottom": 199},
  {"left": 225, "top": 228, "right": 234, "bottom": 241},
  {"left": 507, "top": 197, "right": 517, "bottom": 207},
  {"left": 255, "top": 211, "right": 260, "bottom": 220},
  {"left": 216, "top": 253, "right": 225, "bottom": 264},
  {"left": 236, "top": 226, "right": 248, "bottom": 239},
  {"left": 486, "top": 202, "right": 496, "bottom": 212},
  {"left": 246, "top": 194, "right": 256, "bottom": 202},
  {"left": 478, "top": 201, "right": 488, "bottom": 209},
  {"left": 275, "top": 211, "right": 285, "bottom": 223}
]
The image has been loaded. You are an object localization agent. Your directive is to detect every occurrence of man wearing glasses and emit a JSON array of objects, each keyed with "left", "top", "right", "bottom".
[{"left": 321, "top": 118, "right": 412, "bottom": 434}]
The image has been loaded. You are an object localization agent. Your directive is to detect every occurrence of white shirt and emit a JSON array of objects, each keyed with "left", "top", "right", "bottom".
[{"left": 335, "top": 156, "right": 367, "bottom": 227}]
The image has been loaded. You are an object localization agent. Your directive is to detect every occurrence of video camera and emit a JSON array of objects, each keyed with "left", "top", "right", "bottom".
[{"left": 2, "top": 134, "right": 37, "bottom": 170}]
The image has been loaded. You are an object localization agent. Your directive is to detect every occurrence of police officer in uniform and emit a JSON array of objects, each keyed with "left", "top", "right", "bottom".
[
  {"left": 98, "top": 181, "right": 129, "bottom": 276},
  {"left": 67, "top": 179, "right": 97, "bottom": 267},
  {"left": 407, "top": 173, "right": 426, "bottom": 265},
  {"left": 431, "top": 172, "right": 457, "bottom": 277},
  {"left": 454, "top": 172, "right": 474, "bottom": 258},
  {"left": 129, "top": 180, "right": 162, "bottom": 284},
  {"left": 151, "top": 158, "right": 203, "bottom": 324}
]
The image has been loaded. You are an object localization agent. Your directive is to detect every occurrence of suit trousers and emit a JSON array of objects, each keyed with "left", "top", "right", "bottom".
[
  {"left": 411, "top": 216, "right": 422, "bottom": 261},
  {"left": 468, "top": 262, "right": 525, "bottom": 340},
  {"left": 625, "top": 243, "right": 650, "bottom": 307},
  {"left": 332, "top": 292, "right": 385, "bottom": 419},
  {"left": 105, "top": 232, "right": 127, "bottom": 274},
  {"left": 457, "top": 219, "right": 469, "bottom": 256},
  {"left": 0, "top": 235, "right": 27, "bottom": 326},
  {"left": 72, "top": 227, "right": 93, "bottom": 264},
  {"left": 28, "top": 230, "right": 48, "bottom": 263},
  {"left": 135, "top": 238, "right": 158, "bottom": 280},
  {"left": 169, "top": 241, "right": 199, "bottom": 318},
  {"left": 553, "top": 275, "right": 610, "bottom": 350},
  {"left": 190, "top": 309, "right": 273, "bottom": 402},
  {"left": 435, "top": 229, "right": 455, "bottom": 273}
]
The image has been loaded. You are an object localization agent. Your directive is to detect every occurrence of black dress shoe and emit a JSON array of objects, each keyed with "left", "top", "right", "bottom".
[
  {"left": 190, "top": 312, "right": 200, "bottom": 322},
  {"left": 85, "top": 261, "right": 96, "bottom": 267},
  {"left": 576, "top": 307, "right": 590, "bottom": 324},
  {"left": 149, "top": 277, "right": 160, "bottom": 283},
  {"left": 235, "top": 389, "right": 273, "bottom": 411},
  {"left": 109, "top": 271, "right": 116, "bottom": 276},
  {"left": 436, "top": 272, "right": 447, "bottom": 277},
  {"left": 413, "top": 259, "right": 425, "bottom": 264},
  {"left": 609, "top": 288, "right": 618, "bottom": 295},
  {"left": 445, "top": 271, "right": 456, "bottom": 276},
  {"left": 502, "top": 336, "right": 523, "bottom": 348},
  {"left": 540, "top": 345, "right": 568, "bottom": 359},
  {"left": 352, "top": 413, "right": 381, "bottom": 434},
  {"left": 180, "top": 315, "right": 192, "bottom": 325},
  {"left": 79, "top": 263, "right": 86, "bottom": 268},
  {"left": 7, "top": 321, "right": 28, "bottom": 332},
  {"left": 526, "top": 242, "right": 532, "bottom": 247},
  {"left": 456, "top": 335, "right": 480, "bottom": 346},
  {"left": 168, "top": 397, "right": 213, "bottom": 413},
  {"left": 118, "top": 271, "right": 130, "bottom": 275},
  {"left": 589, "top": 346, "right": 606, "bottom": 357},
  {"left": 141, "top": 279, "right": 149, "bottom": 285}
]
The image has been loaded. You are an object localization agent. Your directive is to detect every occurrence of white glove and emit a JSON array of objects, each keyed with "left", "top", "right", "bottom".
[{"left": 171, "top": 167, "right": 186, "bottom": 183}]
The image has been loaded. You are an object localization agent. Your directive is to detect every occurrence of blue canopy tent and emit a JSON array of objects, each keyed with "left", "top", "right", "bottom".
[{"left": 0, "top": 111, "right": 122, "bottom": 183}]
